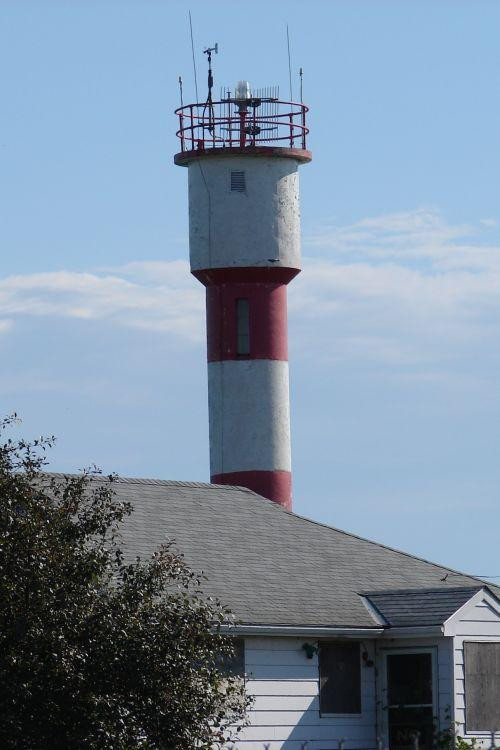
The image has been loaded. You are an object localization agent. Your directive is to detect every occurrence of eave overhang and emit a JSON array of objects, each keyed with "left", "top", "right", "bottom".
[{"left": 221, "top": 624, "right": 386, "bottom": 638}]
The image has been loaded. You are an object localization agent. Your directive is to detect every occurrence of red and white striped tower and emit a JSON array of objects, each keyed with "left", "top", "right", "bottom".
[{"left": 175, "top": 80, "right": 311, "bottom": 509}]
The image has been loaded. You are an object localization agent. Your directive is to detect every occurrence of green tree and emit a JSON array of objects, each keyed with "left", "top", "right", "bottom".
[{"left": 0, "top": 415, "right": 249, "bottom": 749}]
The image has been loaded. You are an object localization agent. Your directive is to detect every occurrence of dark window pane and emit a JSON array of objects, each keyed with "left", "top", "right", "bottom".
[
  {"left": 465, "top": 642, "right": 500, "bottom": 731},
  {"left": 219, "top": 638, "right": 245, "bottom": 678},
  {"left": 389, "top": 707, "right": 434, "bottom": 750},
  {"left": 236, "top": 298, "right": 250, "bottom": 355},
  {"left": 320, "top": 642, "right": 361, "bottom": 714},
  {"left": 387, "top": 653, "right": 432, "bottom": 706}
]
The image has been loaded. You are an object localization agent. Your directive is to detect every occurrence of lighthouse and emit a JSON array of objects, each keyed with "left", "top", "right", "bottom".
[{"left": 175, "top": 71, "right": 311, "bottom": 510}]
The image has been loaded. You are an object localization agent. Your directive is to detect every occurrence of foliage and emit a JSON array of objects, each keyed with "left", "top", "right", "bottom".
[
  {"left": 434, "top": 723, "right": 482, "bottom": 750},
  {"left": 0, "top": 415, "right": 250, "bottom": 750}
]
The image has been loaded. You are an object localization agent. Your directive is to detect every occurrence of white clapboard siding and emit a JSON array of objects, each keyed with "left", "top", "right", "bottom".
[
  {"left": 246, "top": 664, "right": 319, "bottom": 680},
  {"left": 246, "top": 637, "right": 314, "bottom": 651},
  {"left": 250, "top": 696, "right": 319, "bottom": 712},
  {"left": 246, "top": 679, "right": 319, "bottom": 697},
  {"left": 236, "top": 637, "right": 377, "bottom": 750},
  {"left": 454, "top": 621, "right": 500, "bottom": 637},
  {"left": 248, "top": 690, "right": 375, "bottom": 711},
  {"left": 247, "top": 710, "right": 377, "bottom": 727},
  {"left": 232, "top": 741, "right": 375, "bottom": 750},
  {"left": 450, "top": 591, "right": 500, "bottom": 744},
  {"left": 238, "top": 723, "right": 377, "bottom": 742},
  {"left": 246, "top": 649, "right": 315, "bottom": 666}
]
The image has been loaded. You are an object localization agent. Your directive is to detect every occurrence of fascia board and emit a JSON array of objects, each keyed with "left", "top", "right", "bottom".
[
  {"left": 222, "top": 624, "right": 386, "bottom": 638},
  {"left": 380, "top": 625, "right": 444, "bottom": 638},
  {"left": 443, "top": 587, "right": 500, "bottom": 636}
]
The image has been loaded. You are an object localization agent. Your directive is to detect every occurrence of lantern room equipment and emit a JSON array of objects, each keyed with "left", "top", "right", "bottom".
[{"left": 174, "top": 65, "right": 311, "bottom": 510}]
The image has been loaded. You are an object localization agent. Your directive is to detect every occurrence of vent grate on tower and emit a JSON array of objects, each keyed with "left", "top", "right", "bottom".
[{"left": 230, "top": 171, "right": 246, "bottom": 192}]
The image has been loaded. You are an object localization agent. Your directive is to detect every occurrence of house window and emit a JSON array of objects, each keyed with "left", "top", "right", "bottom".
[
  {"left": 231, "top": 170, "right": 245, "bottom": 192},
  {"left": 236, "top": 299, "right": 250, "bottom": 355},
  {"left": 319, "top": 642, "right": 361, "bottom": 714},
  {"left": 464, "top": 642, "right": 500, "bottom": 731},
  {"left": 219, "top": 638, "right": 245, "bottom": 678}
]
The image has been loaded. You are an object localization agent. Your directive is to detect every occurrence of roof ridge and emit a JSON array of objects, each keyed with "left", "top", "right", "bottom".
[
  {"left": 287, "top": 509, "right": 494, "bottom": 589},
  {"left": 41, "top": 472, "right": 256, "bottom": 492}
]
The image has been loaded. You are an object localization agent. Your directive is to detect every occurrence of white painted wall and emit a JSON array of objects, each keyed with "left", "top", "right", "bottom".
[
  {"left": 236, "top": 636, "right": 378, "bottom": 750},
  {"left": 447, "top": 592, "right": 500, "bottom": 744},
  {"left": 208, "top": 360, "right": 291, "bottom": 475},
  {"left": 231, "top": 600, "right": 500, "bottom": 749},
  {"left": 187, "top": 155, "right": 301, "bottom": 272}
]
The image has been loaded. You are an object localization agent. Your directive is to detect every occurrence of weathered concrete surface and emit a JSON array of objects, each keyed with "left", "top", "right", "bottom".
[
  {"left": 187, "top": 155, "right": 301, "bottom": 272},
  {"left": 207, "top": 359, "right": 291, "bottom": 476}
]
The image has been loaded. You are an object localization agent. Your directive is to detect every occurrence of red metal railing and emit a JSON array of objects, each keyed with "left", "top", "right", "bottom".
[{"left": 175, "top": 98, "right": 309, "bottom": 152}]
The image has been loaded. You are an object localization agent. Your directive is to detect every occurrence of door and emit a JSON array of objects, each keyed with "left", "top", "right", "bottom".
[{"left": 382, "top": 650, "right": 437, "bottom": 750}]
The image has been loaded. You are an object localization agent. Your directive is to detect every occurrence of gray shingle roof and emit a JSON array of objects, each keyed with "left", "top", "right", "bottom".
[
  {"left": 66, "top": 475, "right": 494, "bottom": 628},
  {"left": 363, "top": 587, "right": 483, "bottom": 627}
]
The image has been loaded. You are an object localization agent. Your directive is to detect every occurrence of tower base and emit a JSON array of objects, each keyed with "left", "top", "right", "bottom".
[{"left": 211, "top": 470, "right": 291, "bottom": 510}]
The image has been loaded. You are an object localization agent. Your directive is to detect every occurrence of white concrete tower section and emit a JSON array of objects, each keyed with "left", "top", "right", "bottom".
[{"left": 175, "top": 85, "right": 311, "bottom": 509}]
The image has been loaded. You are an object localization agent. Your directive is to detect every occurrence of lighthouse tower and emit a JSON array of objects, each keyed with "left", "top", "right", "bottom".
[{"left": 175, "top": 72, "right": 311, "bottom": 510}]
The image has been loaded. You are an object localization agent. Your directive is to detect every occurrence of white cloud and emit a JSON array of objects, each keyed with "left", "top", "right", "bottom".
[
  {"left": 292, "top": 209, "right": 500, "bottom": 373},
  {"left": 0, "top": 262, "right": 204, "bottom": 343},
  {"left": 0, "top": 319, "right": 12, "bottom": 333},
  {"left": 306, "top": 207, "right": 500, "bottom": 273},
  {"left": 1, "top": 210, "right": 499, "bottom": 380}
]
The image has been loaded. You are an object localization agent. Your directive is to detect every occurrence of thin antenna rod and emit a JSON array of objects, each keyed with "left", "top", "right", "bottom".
[
  {"left": 286, "top": 24, "right": 293, "bottom": 101},
  {"left": 299, "top": 67, "right": 303, "bottom": 103},
  {"left": 188, "top": 11, "right": 199, "bottom": 102}
]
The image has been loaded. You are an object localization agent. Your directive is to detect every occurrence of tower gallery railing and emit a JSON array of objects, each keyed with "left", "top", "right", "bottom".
[{"left": 175, "top": 98, "right": 309, "bottom": 152}]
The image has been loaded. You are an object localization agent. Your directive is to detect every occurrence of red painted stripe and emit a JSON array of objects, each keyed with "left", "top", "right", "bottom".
[
  {"left": 174, "top": 146, "right": 312, "bottom": 167},
  {"left": 211, "top": 470, "right": 292, "bottom": 510},
  {"left": 193, "top": 266, "right": 299, "bottom": 286},
  {"left": 197, "top": 266, "right": 298, "bottom": 362},
  {"left": 206, "top": 281, "right": 288, "bottom": 362}
]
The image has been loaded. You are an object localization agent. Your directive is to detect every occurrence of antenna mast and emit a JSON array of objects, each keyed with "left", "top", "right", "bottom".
[{"left": 203, "top": 43, "right": 218, "bottom": 133}]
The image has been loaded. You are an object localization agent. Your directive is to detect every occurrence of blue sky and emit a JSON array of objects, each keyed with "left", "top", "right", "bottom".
[{"left": 1, "top": 0, "right": 499, "bottom": 577}]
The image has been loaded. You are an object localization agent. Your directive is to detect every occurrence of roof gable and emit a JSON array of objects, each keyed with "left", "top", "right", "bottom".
[
  {"left": 442, "top": 587, "right": 500, "bottom": 636},
  {"left": 362, "top": 587, "right": 484, "bottom": 628}
]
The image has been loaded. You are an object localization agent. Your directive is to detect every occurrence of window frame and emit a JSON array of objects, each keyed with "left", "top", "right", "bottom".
[
  {"left": 235, "top": 298, "right": 250, "bottom": 356},
  {"left": 378, "top": 646, "right": 439, "bottom": 748},
  {"left": 319, "top": 640, "right": 363, "bottom": 717},
  {"left": 464, "top": 640, "right": 500, "bottom": 733},
  {"left": 219, "top": 637, "right": 246, "bottom": 681}
]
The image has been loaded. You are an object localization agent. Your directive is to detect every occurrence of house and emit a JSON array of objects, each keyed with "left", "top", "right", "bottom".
[{"left": 109, "top": 476, "right": 500, "bottom": 750}]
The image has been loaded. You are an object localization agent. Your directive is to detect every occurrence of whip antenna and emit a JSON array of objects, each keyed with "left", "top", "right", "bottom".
[
  {"left": 188, "top": 11, "right": 199, "bottom": 101},
  {"left": 286, "top": 24, "right": 293, "bottom": 101}
]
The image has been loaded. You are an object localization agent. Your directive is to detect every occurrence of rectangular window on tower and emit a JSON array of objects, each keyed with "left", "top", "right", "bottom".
[{"left": 236, "top": 299, "right": 250, "bottom": 355}]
